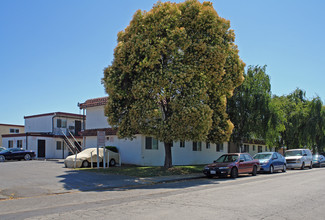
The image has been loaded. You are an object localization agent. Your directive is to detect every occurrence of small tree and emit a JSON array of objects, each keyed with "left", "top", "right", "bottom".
[{"left": 102, "top": 0, "right": 244, "bottom": 168}]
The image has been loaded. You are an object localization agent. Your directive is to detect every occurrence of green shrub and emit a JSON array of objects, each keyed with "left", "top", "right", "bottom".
[{"left": 103, "top": 146, "right": 119, "bottom": 153}]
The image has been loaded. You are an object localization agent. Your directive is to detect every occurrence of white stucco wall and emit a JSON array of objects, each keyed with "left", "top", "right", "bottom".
[
  {"left": 84, "top": 134, "right": 228, "bottom": 166},
  {"left": 84, "top": 134, "right": 143, "bottom": 165},
  {"left": 25, "top": 136, "right": 81, "bottom": 159},
  {"left": 2, "top": 136, "right": 26, "bottom": 149},
  {"left": 25, "top": 115, "right": 53, "bottom": 133},
  {"left": 142, "top": 139, "right": 228, "bottom": 166},
  {"left": 85, "top": 106, "right": 110, "bottom": 129}
]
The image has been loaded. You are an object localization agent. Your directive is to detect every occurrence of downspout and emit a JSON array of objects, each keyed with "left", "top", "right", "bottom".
[{"left": 26, "top": 132, "right": 28, "bottom": 150}]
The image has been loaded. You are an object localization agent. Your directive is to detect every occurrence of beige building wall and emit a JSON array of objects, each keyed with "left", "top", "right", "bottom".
[{"left": 0, "top": 124, "right": 25, "bottom": 147}]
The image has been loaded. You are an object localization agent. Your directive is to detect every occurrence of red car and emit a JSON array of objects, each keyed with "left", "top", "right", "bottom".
[{"left": 203, "top": 153, "right": 260, "bottom": 178}]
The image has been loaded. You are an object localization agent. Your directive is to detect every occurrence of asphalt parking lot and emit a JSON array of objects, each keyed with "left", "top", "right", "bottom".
[{"left": 0, "top": 160, "right": 148, "bottom": 200}]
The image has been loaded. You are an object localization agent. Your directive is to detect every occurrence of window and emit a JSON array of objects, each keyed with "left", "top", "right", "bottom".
[
  {"left": 17, "top": 140, "right": 22, "bottom": 148},
  {"left": 193, "top": 142, "right": 202, "bottom": 151},
  {"left": 15, "top": 129, "right": 19, "bottom": 133},
  {"left": 145, "top": 137, "right": 158, "bottom": 150},
  {"left": 253, "top": 145, "right": 256, "bottom": 151},
  {"left": 62, "top": 120, "right": 67, "bottom": 128},
  {"left": 57, "top": 119, "right": 62, "bottom": 128},
  {"left": 258, "top": 146, "right": 262, "bottom": 153},
  {"left": 8, "top": 140, "right": 13, "bottom": 148},
  {"left": 216, "top": 143, "right": 223, "bottom": 152},
  {"left": 10, "top": 129, "right": 14, "bottom": 133},
  {"left": 56, "top": 141, "right": 62, "bottom": 150},
  {"left": 244, "top": 154, "right": 253, "bottom": 161},
  {"left": 206, "top": 142, "right": 210, "bottom": 149},
  {"left": 180, "top": 141, "right": 185, "bottom": 148},
  {"left": 243, "top": 145, "right": 249, "bottom": 153},
  {"left": 57, "top": 119, "right": 67, "bottom": 128}
]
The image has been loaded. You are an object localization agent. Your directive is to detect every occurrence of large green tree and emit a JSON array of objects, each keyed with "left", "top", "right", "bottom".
[
  {"left": 102, "top": 0, "right": 245, "bottom": 168},
  {"left": 227, "top": 65, "right": 271, "bottom": 147}
]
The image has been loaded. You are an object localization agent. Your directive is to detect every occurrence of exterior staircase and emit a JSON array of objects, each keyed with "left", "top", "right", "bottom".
[{"left": 60, "top": 129, "right": 82, "bottom": 154}]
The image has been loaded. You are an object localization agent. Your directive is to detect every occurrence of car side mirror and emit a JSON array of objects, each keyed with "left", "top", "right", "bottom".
[
  {"left": 303, "top": 154, "right": 307, "bottom": 156},
  {"left": 213, "top": 160, "right": 217, "bottom": 163},
  {"left": 239, "top": 159, "right": 244, "bottom": 162}
]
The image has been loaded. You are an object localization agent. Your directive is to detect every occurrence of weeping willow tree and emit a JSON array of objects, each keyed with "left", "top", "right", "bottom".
[{"left": 102, "top": 0, "right": 245, "bottom": 168}]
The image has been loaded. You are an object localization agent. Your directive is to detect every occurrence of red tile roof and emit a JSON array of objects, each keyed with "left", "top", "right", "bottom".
[{"left": 78, "top": 97, "right": 108, "bottom": 109}]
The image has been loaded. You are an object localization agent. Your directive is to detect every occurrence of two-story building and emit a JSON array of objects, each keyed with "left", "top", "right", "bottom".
[
  {"left": 78, "top": 97, "right": 230, "bottom": 166},
  {"left": 2, "top": 112, "right": 84, "bottom": 159}
]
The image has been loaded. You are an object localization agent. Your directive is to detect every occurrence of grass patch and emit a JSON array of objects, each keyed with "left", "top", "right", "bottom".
[{"left": 79, "top": 165, "right": 205, "bottom": 178}]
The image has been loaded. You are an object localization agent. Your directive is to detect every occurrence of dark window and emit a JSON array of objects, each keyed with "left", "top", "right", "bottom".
[
  {"left": 17, "top": 140, "right": 22, "bottom": 148},
  {"left": 216, "top": 143, "right": 223, "bottom": 152},
  {"left": 8, "top": 140, "right": 13, "bottom": 148},
  {"left": 9, "top": 129, "right": 15, "bottom": 133},
  {"left": 15, "top": 129, "right": 19, "bottom": 133},
  {"left": 145, "top": 137, "right": 158, "bottom": 150},
  {"left": 180, "top": 141, "right": 185, "bottom": 148},
  {"left": 206, "top": 142, "right": 210, "bottom": 149},
  {"left": 253, "top": 145, "right": 256, "bottom": 151},
  {"left": 56, "top": 141, "right": 62, "bottom": 150},
  {"left": 57, "top": 119, "right": 62, "bottom": 128},
  {"left": 193, "top": 142, "right": 202, "bottom": 151},
  {"left": 243, "top": 145, "right": 249, "bottom": 153},
  {"left": 258, "top": 146, "right": 262, "bottom": 153}
]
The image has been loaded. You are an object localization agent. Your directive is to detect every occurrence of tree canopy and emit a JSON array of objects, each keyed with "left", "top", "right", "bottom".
[
  {"left": 102, "top": 0, "right": 245, "bottom": 168},
  {"left": 227, "top": 65, "right": 271, "bottom": 145}
]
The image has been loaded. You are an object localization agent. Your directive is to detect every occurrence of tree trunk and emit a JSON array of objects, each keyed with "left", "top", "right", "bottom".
[{"left": 164, "top": 142, "right": 173, "bottom": 169}]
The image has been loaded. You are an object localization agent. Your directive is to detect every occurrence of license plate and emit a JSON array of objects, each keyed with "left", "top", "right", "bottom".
[{"left": 210, "top": 170, "right": 216, "bottom": 174}]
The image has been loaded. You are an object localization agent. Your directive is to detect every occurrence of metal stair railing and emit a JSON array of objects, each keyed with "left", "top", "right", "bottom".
[
  {"left": 60, "top": 129, "right": 79, "bottom": 154},
  {"left": 68, "top": 130, "right": 82, "bottom": 152}
]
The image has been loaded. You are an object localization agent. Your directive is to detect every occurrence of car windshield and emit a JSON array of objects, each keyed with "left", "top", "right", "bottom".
[
  {"left": 215, "top": 155, "right": 238, "bottom": 163},
  {"left": 285, "top": 150, "right": 303, "bottom": 157},
  {"left": 1, "top": 149, "right": 10, "bottom": 153},
  {"left": 253, "top": 153, "right": 272, "bottom": 160},
  {"left": 313, "top": 155, "right": 320, "bottom": 159}
]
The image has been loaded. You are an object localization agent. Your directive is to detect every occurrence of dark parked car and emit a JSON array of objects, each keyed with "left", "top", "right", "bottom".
[
  {"left": 0, "top": 148, "right": 36, "bottom": 162},
  {"left": 203, "top": 153, "right": 260, "bottom": 178},
  {"left": 312, "top": 155, "right": 325, "bottom": 168},
  {"left": 253, "top": 152, "right": 287, "bottom": 173}
]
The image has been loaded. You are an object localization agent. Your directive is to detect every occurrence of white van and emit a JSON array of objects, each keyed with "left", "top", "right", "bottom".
[{"left": 285, "top": 149, "right": 313, "bottom": 169}]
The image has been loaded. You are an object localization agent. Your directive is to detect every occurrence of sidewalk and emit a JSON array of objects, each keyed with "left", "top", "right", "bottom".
[{"left": 139, "top": 173, "right": 205, "bottom": 185}]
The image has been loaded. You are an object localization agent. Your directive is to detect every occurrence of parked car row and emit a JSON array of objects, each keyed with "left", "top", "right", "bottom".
[{"left": 203, "top": 148, "right": 322, "bottom": 178}]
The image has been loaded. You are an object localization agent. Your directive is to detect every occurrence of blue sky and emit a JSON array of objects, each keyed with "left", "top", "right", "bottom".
[{"left": 1, "top": 0, "right": 324, "bottom": 125}]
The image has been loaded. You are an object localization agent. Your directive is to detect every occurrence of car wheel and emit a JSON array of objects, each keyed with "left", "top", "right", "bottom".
[
  {"left": 24, "top": 154, "right": 31, "bottom": 161},
  {"left": 301, "top": 162, "right": 305, "bottom": 170},
  {"left": 0, "top": 155, "right": 5, "bottom": 162},
  {"left": 269, "top": 165, "right": 274, "bottom": 174},
  {"left": 82, "top": 160, "right": 89, "bottom": 168},
  {"left": 252, "top": 166, "right": 257, "bottom": 176},
  {"left": 109, "top": 159, "right": 116, "bottom": 167},
  {"left": 230, "top": 167, "right": 238, "bottom": 178},
  {"left": 309, "top": 162, "right": 312, "bottom": 169},
  {"left": 282, "top": 164, "right": 287, "bottom": 172}
]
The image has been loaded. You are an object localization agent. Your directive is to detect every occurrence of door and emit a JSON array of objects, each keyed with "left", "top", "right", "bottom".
[
  {"left": 38, "top": 140, "right": 46, "bottom": 158},
  {"left": 75, "top": 120, "right": 81, "bottom": 136}
]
